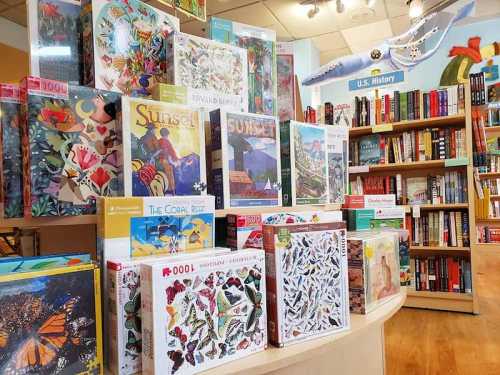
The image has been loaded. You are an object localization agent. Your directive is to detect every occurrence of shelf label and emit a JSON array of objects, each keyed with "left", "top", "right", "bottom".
[
  {"left": 412, "top": 205, "right": 420, "bottom": 218},
  {"left": 372, "top": 124, "right": 393, "bottom": 133},
  {"left": 349, "top": 165, "right": 369, "bottom": 174},
  {"left": 445, "top": 157, "right": 468, "bottom": 167}
]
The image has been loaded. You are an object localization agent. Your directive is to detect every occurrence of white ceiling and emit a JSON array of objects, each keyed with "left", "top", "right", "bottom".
[{"left": 0, "top": 0, "right": 499, "bottom": 63}]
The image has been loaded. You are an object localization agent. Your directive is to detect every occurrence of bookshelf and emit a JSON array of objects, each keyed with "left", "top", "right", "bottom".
[{"left": 349, "top": 81, "right": 478, "bottom": 314}]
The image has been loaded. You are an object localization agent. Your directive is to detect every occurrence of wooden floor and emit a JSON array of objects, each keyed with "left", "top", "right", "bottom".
[{"left": 385, "top": 247, "right": 500, "bottom": 375}]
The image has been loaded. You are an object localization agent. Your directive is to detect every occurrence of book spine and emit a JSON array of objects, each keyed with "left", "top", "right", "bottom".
[
  {"left": 279, "top": 122, "right": 292, "bottom": 206},
  {"left": 140, "top": 264, "right": 155, "bottom": 375},
  {"left": 210, "top": 110, "right": 224, "bottom": 209}
]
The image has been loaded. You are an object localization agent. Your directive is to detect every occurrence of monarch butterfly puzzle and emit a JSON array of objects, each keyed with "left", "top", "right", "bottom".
[
  {"left": 0, "top": 263, "right": 102, "bottom": 374},
  {"left": 140, "top": 250, "right": 267, "bottom": 374}
]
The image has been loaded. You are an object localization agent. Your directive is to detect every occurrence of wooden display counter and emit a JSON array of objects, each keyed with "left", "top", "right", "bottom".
[{"left": 201, "top": 289, "right": 407, "bottom": 375}]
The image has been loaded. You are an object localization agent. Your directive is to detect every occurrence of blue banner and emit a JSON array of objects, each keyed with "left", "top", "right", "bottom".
[{"left": 349, "top": 71, "right": 405, "bottom": 91}]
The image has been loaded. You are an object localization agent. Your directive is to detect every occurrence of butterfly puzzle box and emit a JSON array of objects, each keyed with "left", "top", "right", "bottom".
[
  {"left": 140, "top": 250, "right": 267, "bottom": 374},
  {"left": 347, "top": 231, "right": 401, "bottom": 314},
  {"left": 263, "top": 222, "right": 350, "bottom": 347},
  {"left": 106, "top": 248, "right": 231, "bottom": 375},
  {"left": 0, "top": 263, "right": 103, "bottom": 375},
  {"left": 226, "top": 210, "right": 343, "bottom": 250}
]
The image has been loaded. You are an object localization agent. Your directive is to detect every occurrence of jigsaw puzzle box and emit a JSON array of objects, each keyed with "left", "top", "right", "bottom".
[
  {"left": 141, "top": 250, "right": 267, "bottom": 374},
  {"left": 345, "top": 207, "right": 406, "bottom": 231},
  {"left": 263, "top": 222, "right": 350, "bottom": 347},
  {"left": 226, "top": 210, "right": 343, "bottom": 250},
  {"left": 107, "top": 248, "right": 230, "bottom": 375},
  {"left": 347, "top": 231, "right": 401, "bottom": 314}
]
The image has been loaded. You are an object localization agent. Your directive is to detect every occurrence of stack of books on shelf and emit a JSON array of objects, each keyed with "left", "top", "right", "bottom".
[
  {"left": 411, "top": 211, "right": 470, "bottom": 248},
  {"left": 349, "top": 128, "right": 466, "bottom": 166},
  {"left": 350, "top": 84, "right": 465, "bottom": 128},
  {"left": 350, "top": 172, "right": 468, "bottom": 205},
  {"left": 477, "top": 225, "right": 500, "bottom": 243},
  {"left": 488, "top": 102, "right": 500, "bottom": 127},
  {"left": 475, "top": 177, "right": 500, "bottom": 219},
  {"left": 471, "top": 72, "right": 490, "bottom": 171},
  {"left": 411, "top": 255, "right": 472, "bottom": 293}
]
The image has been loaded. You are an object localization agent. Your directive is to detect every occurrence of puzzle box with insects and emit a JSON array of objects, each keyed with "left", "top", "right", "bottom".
[
  {"left": 0, "top": 84, "right": 23, "bottom": 218},
  {"left": 347, "top": 231, "right": 401, "bottom": 314},
  {"left": 140, "top": 250, "right": 267, "bottom": 374},
  {"left": 81, "top": 0, "right": 179, "bottom": 95},
  {"left": 0, "top": 263, "right": 102, "bottom": 375},
  {"left": 121, "top": 96, "right": 206, "bottom": 197},
  {"left": 280, "top": 121, "right": 329, "bottom": 206},
  {"left": 106, "top": 248, "right": 231, "bottom": 375},
  {"left": 210, "top": 18, "right": 277, "bottom": 116},
  {"left": 20, "top": 76, "right": 122, "bottom": 217},
  {"left": 226, "top": 210, "right": 343, "bottom": 250},
  {"left": 210, "top": 110, "right": 281, "bottom": 209},
  {"left": 165, "top": 32, "right": 248, "bottom": 113},
  {"left": 262, "top": 222, "right": 350, "bottom": 347}
]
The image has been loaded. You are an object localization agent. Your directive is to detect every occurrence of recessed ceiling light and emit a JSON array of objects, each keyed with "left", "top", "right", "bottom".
[{"left": 408, "top": 0, "right": 424, "bottom": 18}]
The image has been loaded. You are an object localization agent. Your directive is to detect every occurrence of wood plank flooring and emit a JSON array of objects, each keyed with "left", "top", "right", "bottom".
[{"left": 385, "top": 248, "right": 500, "bottom": 375}]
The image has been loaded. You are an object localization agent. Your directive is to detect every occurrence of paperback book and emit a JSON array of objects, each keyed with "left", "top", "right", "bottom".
[
  {"left": 210, "top": 17, "right": 277, "bottom": 116},
  {"left": 280, "top": 121, "right": 328, "bottom": 206},
  {"left": 28, "top": 0, "right": 82, "bottom": 84},
  {"left": 263, "top": 222, "right": 350, "bottom": 346},
  {"left": 141, "top": 250, "right": 267, "bottom": 374},
  {"left": 226, "top": 210, "right": 343, "bottom": 249},
  {"left": 0, "top": 263, "right": 102, "bottom": 374},
  {"left": 0, "top": 84, "right": 23, "bottom": 218},
  {"left": 20, "top": 76, "right": 122, "bottom": 217},
  {"left": 122, "top": 96, "right": 206, "bottom": 197},
  {"left": 81, "top": 0, "right": 179, "bottom": 95},
  {"left": 347, "top": 231, "right": 401, "bottom": 314},
  {"left": 326, "top": 126, "right": 348, "bottom": 204},
  {"left": 210, "top": 110, "right": 281, "bottom": 209},
  {"left": 277, "top": 42, "right": 295, "bottom": 123},
  {"left": 165, "top": 32, "right": 248, "bottom": 112}
]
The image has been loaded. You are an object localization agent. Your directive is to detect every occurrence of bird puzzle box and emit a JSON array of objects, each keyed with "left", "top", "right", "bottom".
[
  {"left": 27, "top": 0, "right": 82, "bottom": 84},
  {"left": 0, "top": 263, "right": 102, "bottom": 374},
  {"left": 81, "top": 0, "right": 179, "bottom": 95},
  {"left": 107, "top": 248, "right": 230, "bottom": 375},
  {"left": 122, "top": 96, "right": 206, "bottom": 197},
  {"left": 226, "top": 210, "right": 343, "bottom": 250},
  {"left": 347, "top": 231, "right": 401, "bottom": 314},
  {"left": 263, "top": 222, "right": 350, "bottom": 347},
  {"left": 280, "top": 121, "right": 329, "bottom": 206},
  {"left": 210, "top": 110, "right": 281, "bottom": 209},
  {"left": 209, "top": 17, "right": 277, "bottom": 116},
  {"left": 20, "top": 76, "right": 122, "bottom": 217},
  {"left": 165, "top": 32, "right": 248, "bottom": 112},
  {"left": 0, "top": 84, "right": 23, "bottom": 218},
  {"left": 141, "top": 250, "right": 267, "bottom": 374}
]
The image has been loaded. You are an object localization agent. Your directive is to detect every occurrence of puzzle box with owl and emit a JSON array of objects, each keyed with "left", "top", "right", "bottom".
[{"left": 140, "top": 250, "right": 267, "bottom": 374}]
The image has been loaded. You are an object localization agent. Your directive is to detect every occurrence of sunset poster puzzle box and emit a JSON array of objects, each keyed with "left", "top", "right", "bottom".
[
  {"left": 210, "top": 110, "right": 281, "bottom": 209},
  {"left": 122, "top": 97, "right": 206, "bottom": 197}
]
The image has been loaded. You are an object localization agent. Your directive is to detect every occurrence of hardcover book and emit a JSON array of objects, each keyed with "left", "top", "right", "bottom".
[
  {"left": 263, "top": 222, "right": 350, "bottom": 347},
  {"left": 165, "top": 32, "right": 248, "bottom": 112},
  {"left": 347, "top": 231, "right": 401, "bottom": 314},
  {"left": 210, "top": 17, "right": 277, "bottom": 116},
  {"left": 0, "top": 84, "right": 23, "bottom": 218},
  {"left": 106, "top": 248, "right": 230, "bottom": 375},
  {"left": 277, "top": 42, "right": 295, "bottom": 123},
  {"left": 140, "top": 250, "right": 267, "bottom": 374},
  {"left": 0, "top": 263, "right": 102, "bottom": 374},
  {"left": 81, "top": 0, "right": 179, "bottom": 95},
  {"left": 280, "top": 121, "right": 328, "bottom": 206},
  {"left": 0, "top": 253, "right": 91, "bottom": 275},
  {"left": 359, "top": 134, "right": 381, "bottom": 165},
  {"left": 20, "top": 76, "right": 122, "bottom": 217},
  {"left": 28, "top": 0, "right": 82, "bottom": 84},
  {"left": 210, "top": 110, "right": 281, "bottom": 209},
  {"left": 406, "top": 177, "right": 428, "bottom": 204},
  {"left": 327, "top": 126, "right": 348, "bottom": 204},
  {"left": 122, "top": 96, "right": 206, "bottom": 197},
  {"left": 226, "top": 210, "right": 343, "bottom": 250}
]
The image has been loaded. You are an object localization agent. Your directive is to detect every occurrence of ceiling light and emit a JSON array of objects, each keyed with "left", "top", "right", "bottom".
[
  {"left": 408, "top": 0, "right": 424, "bottom": 18},
  {"left": 308, "top": 3, "right": 320, "bottom": 18},
  {"left": 336, "top": 0, "right": 345, "bottom": 13},
  {"left": 366, "top": 0, "right": 376, "bottom": 8}
]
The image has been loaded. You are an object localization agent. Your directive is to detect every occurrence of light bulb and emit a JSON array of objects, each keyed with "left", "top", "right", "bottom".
[{"left": 409, "top": 0, "right": 423, "bottom": 18}]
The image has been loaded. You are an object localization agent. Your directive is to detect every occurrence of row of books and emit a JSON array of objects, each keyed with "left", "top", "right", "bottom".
[
  {"left": 473, "top": 183, "right": 500, "bottom": 219},
  {"left": 480, "top": 179, "right": 500, "bottom": 196},
  {"left": 488, "top": 103, "right": 500, "bottom": 127},
  {"left": 349, "top": 128, "right": 467, "bottom": 166},
  {"left": 470, "top": 72, "right": 486, "bottom": 106},
  {"left": 411, "top": 256, "right": 472, "bottom": 293},
  {"left": 479, "top": 154, "right": 500, "bottom": 173},
  {"left": 477, "top": 225, "right": 500, "bottom": 243},
  {"left": 349, "top": 172, "right": 468, "bottom": 205},
  {"left": 411, "top": 211, "right": 470, "bottom": 248},
  {"left": 350, "top": 85, "right": 465, "bottom": 128}
]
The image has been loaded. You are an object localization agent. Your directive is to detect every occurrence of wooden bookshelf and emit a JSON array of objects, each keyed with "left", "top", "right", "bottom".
[
  {"left": 405, "top": 290, "right": 473, "bottom": 313},
  {"left": 349, "top": 160, "right": 447, "bottom": 174},
  {"left": 410, "top": 245, "right": 470, "bottom": 252},
  {"left": 0, "top": 215, "right": 98, "bottom": 228},
  {"left": 484, "top": 126, "right": 500, "bottom": 135},
  {"left": 476, "top": 217, "right": 500, "bottom": 223},
  {"left": 348, "top": 114, "right": 466, "bottom": 137},
  {"left": 478, "top": 172, "right": 500, "bottom": 179}
]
